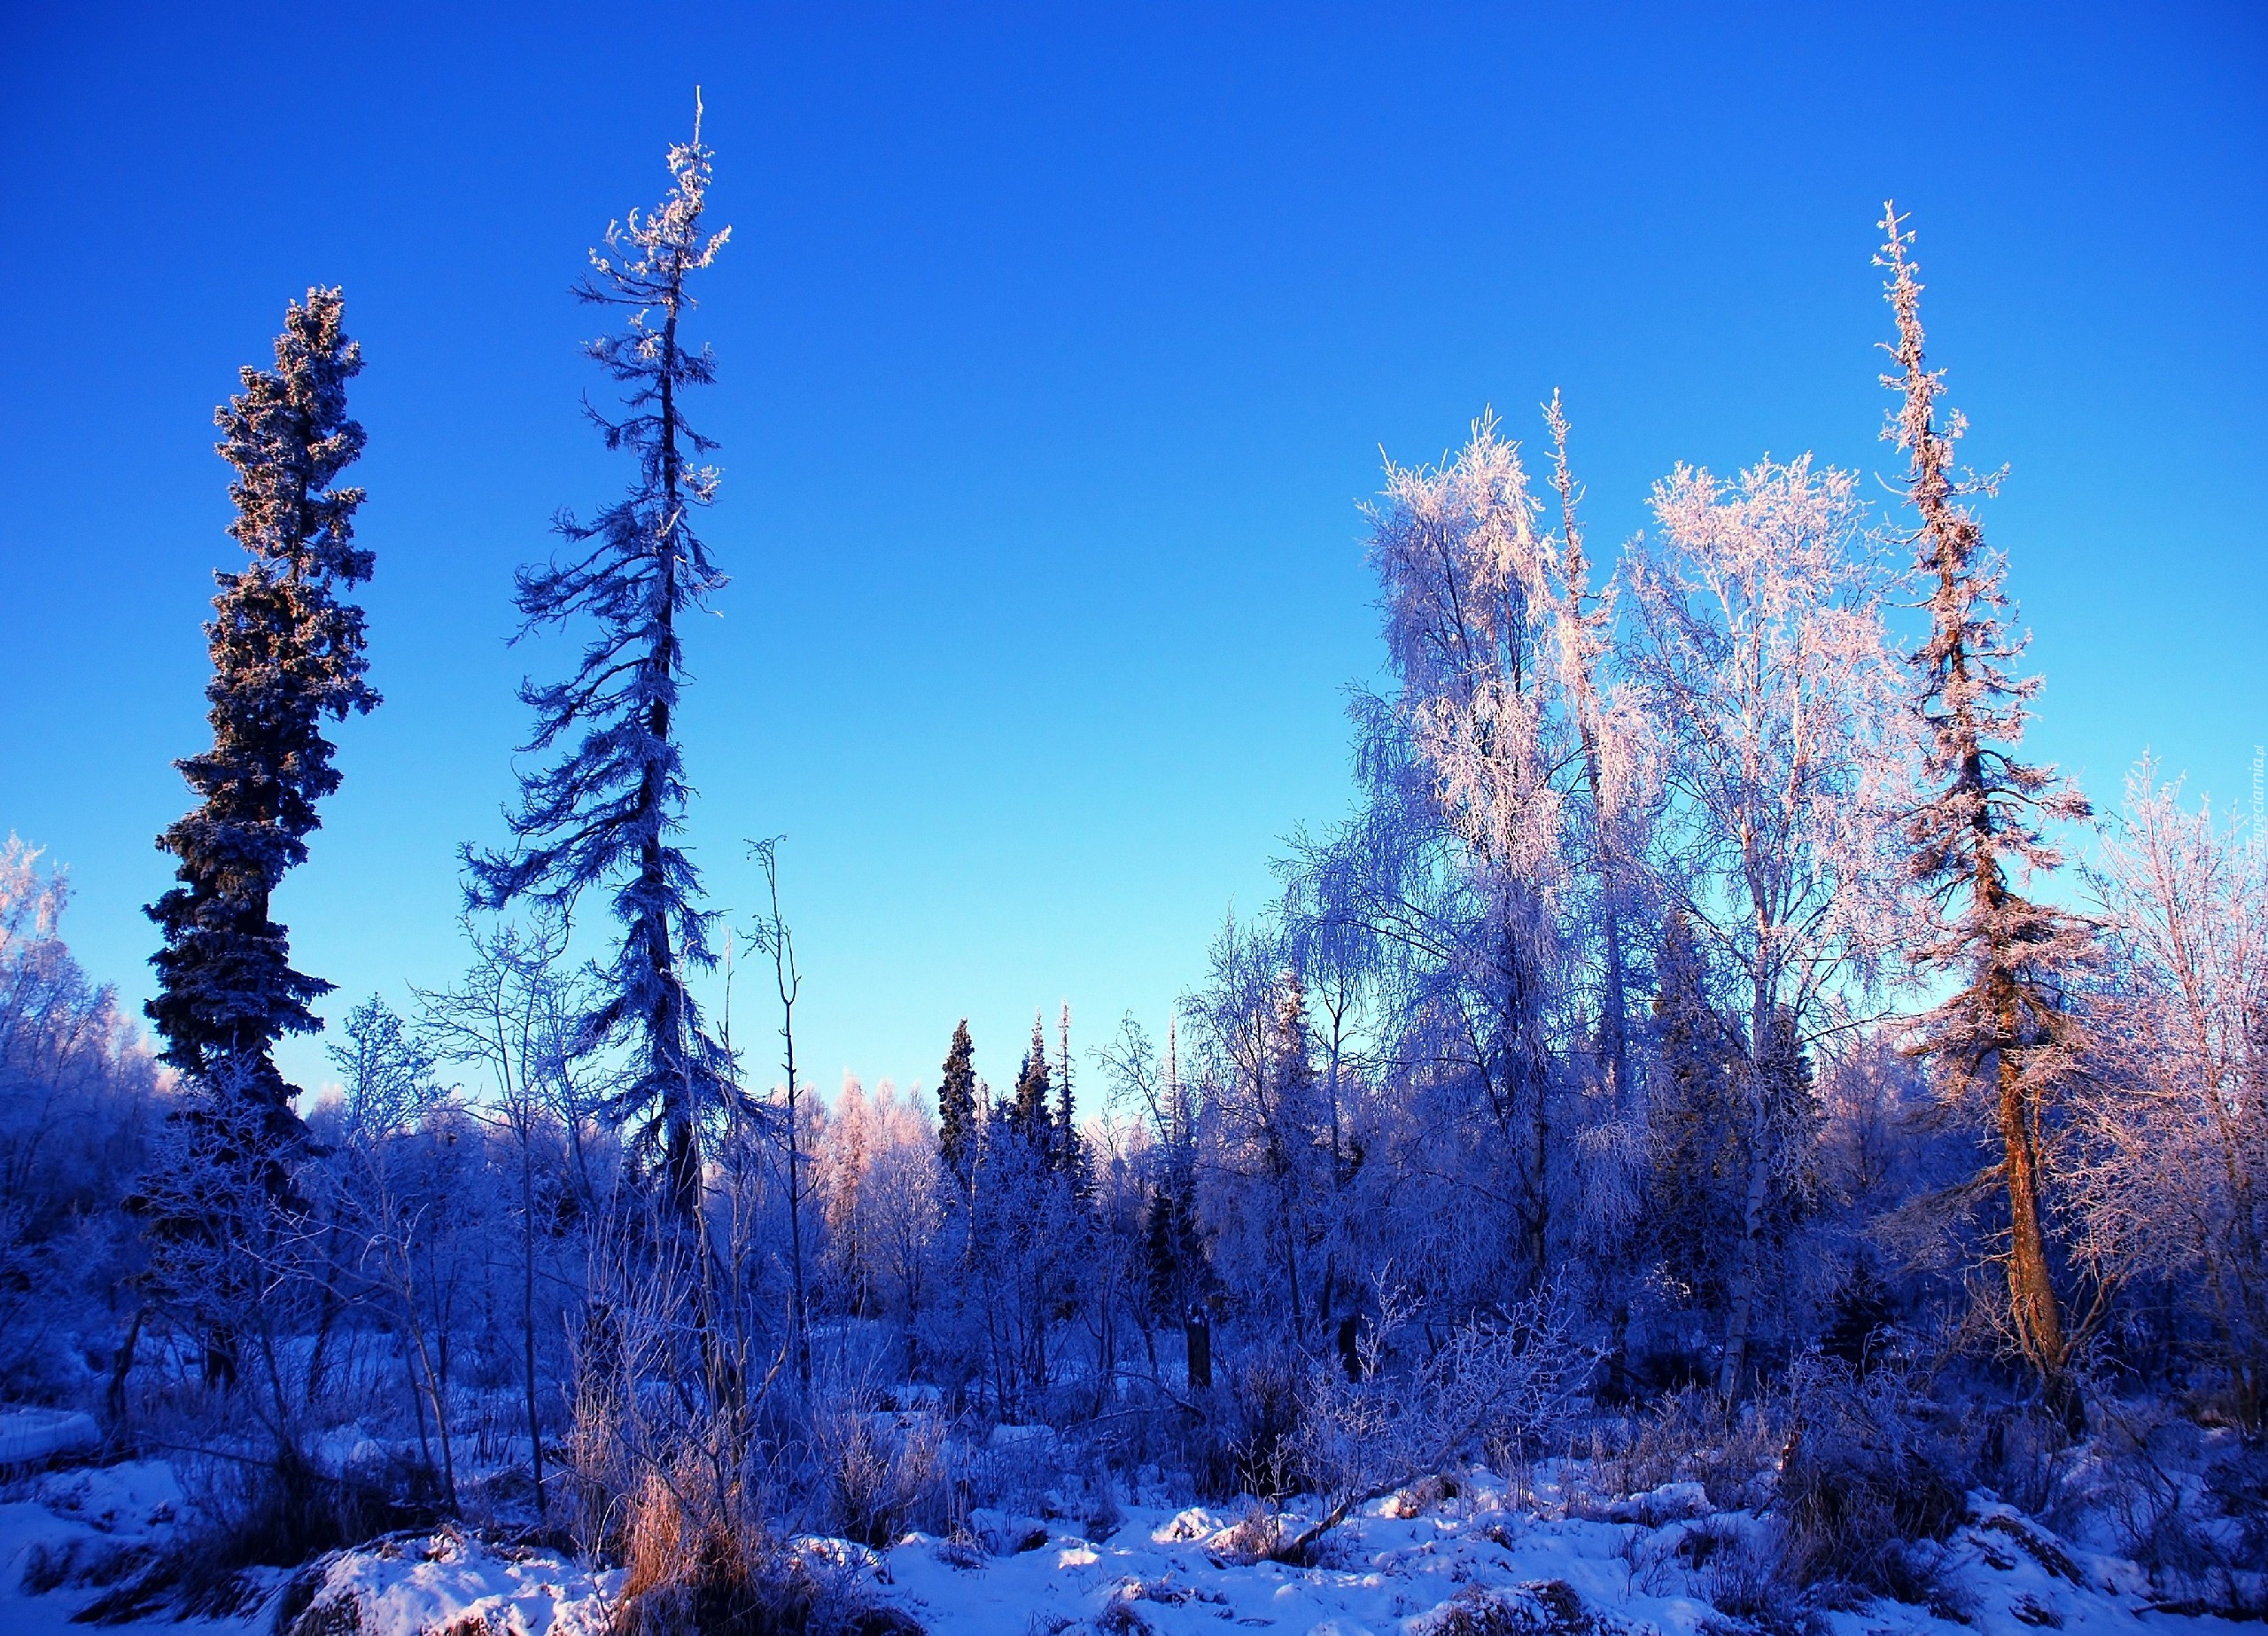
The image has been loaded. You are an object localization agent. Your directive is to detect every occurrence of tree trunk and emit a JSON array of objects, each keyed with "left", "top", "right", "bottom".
[
  {"left": 1718, "top": 979, "right": 1776, "bottom": 1400},
  {"left": 1184, "top": 1313, "right": 1212, "bottom": 1391},
  {"left": 519, "top": 1132, "right": 548, "bottom": 1520},
  {"left": 1997, "top": 1019, "right": 2078, "bottom": 1431},
  {"left": 105, "top": 1307, "right": 144, "bottom": 1423}
]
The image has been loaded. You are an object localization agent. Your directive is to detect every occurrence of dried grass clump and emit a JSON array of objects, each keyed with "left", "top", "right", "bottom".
[
  {"left": 1589, "top": 1386, "right": 1783, "bottom": 1511},
  {"left": 1698, "top": 1529, "right": 1817, "bottom": 1636},
  {"left": 612, "top": 1467, "right": 920, "bottom": 1636},
  {"left": 1208, "top": 1497, "right": 1286, "bottom": 1563}
]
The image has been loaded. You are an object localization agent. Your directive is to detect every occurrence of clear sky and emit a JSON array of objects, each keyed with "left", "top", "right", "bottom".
[{"left": 2, "top": 4, "right": 2262, "bottom": 1104}]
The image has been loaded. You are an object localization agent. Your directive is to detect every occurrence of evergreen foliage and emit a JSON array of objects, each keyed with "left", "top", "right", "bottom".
[
  {"left": 1007, "top": 1014, "right": 1052, "bottom": 1151},
  {"left": 1878, "top": 205, "right": 2096, "bottom": 1425},
  {"left": 466, "top": 118, "right": 733, "bottom": 1223},
  {"left": 937, "top": 1019, "right": 978, "bottom": 1198},
  {"left": 147, "top": 287, "right": 376, "bottom": 1119},
  {"left": 1643, "top": 910, "right": 1745, "bottom": 1315}
]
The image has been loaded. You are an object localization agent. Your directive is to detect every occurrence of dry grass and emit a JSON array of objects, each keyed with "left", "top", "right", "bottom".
[{"left": 611, "top": 1464, "right": 921, "bottom": 1636}]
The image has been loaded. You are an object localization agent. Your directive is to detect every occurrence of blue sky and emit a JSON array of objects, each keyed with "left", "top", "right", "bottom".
[{"left": 2, "top": 4, "right": 2262, "bottom": 1103}]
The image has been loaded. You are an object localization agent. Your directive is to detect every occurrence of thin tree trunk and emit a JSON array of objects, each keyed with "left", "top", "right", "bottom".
[
  {"left": 519, "top": 1130, "right": 548, "bottom": 1520},
  {"left": 1718, "top": 969, "right": 1776, "bottom": 1400},
  {"left": 1717, "top": 1071, "right": 1774, "bottom": 1400}
]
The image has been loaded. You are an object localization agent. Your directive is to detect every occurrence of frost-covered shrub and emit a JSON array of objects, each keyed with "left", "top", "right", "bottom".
[
  {"left": 1775, "top": 1361, "right": 1965, "bottom": 1601},
  {"left": 1963, "top": 1400, "right": 2069, "bottom": 1515},
  {"left": 1192, "top": 1347, "right": 1306, "bottom": 1500},
  {"left": 1301, "top": 1294, "right": 1587, "bottom": 1507},
  {"left": 967, "top": 1420, "right": 1067, "bottom": 1516},
  {"left": 2047, "top": 1406, "right": 2264, "bottom": 1614},
  {"left": 2207, "top": 1440, "right": 2268, "bottom": 1569},
  {"left": 812, "top": 1406, "right": 950, "bottom": 1547}
]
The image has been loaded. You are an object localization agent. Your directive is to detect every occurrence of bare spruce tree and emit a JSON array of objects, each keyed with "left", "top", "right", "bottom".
[
  {"left": 1880, "top": 205, "right": 2097, "bottom": 1428},
  {"left": 147, "top": 287, "right": 377, "bottom": 1121},
  {"left": 468, "top": 114, "right": 733, "bottom": 1228}
]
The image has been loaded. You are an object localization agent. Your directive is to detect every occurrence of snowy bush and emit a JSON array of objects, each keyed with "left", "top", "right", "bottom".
[
  {"left": 812, "top": 1405, "right": 950, "bottom": 1547},
  {"left": 1286, "top": 1290, "right": 1590, "bottom": 1557},
  {"left": 1775, "top": 1360, "right": 1967, "bottom": 1601}
]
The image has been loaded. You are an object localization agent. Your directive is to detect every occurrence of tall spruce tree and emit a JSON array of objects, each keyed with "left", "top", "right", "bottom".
[
  {"left": 1880, "top": 205, "right": 2095, "bottom": 1428},
  {"left": 147, "top": 288, "right": 377, "bottom": 1120},
  {"left": 1008, "top": 1014, "right": 1053, "bottom": 1150},
  {"left": 938, "top": 1019, "right": 978, "bottom": 1198},
  {"left": 468, "top": 118, "right": 733, "bottom": 1226}
]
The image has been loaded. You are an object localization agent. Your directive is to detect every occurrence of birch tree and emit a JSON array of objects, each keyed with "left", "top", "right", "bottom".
[
  {"left": 1624, "top": 454, "right": 1906, "bottom": 1396},
  {"left": 2079, "top": 762, "right": 2267, "bottom": 1425}
]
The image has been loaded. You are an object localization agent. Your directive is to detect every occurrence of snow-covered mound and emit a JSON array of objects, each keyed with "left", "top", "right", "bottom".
[
  {"left": 0, "top": 1462, "right": 225, "bottom": 1636},
  {"left": 278, "top": 1526, "right": 619, "bottom": 1636},
  {"left": 0, "top": 1409, "right": 100, "bottom": 1469}
]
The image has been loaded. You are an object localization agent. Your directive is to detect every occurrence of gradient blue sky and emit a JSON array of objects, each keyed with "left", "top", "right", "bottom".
[{"left": 3, "top": 4, "right": 2262, "bottom": 1103}]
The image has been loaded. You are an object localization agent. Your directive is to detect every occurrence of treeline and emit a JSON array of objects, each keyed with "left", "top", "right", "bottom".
[{"left": 0, "top": 107, "right": 2261, "bottom": 1626}]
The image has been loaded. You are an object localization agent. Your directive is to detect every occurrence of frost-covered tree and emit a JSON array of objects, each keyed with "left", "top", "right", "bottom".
[
  {"left": 0, "top": 839, "right": 161, "bottom": 1397},
  {"left": 147, "top": 288, "right": 375, "bottom": 1119},
  {"left": 414, "top": 917, "right": 597, "bottom": 1516},
  {"left": 1624, "top": 453, "right": 1903, "bottom": 1395},
  {"left": 959, "top": 1055, "right": 1093, "bottom": 1415},
  {"left": 1542, "top": 392, "right": 1643, "bottom": 1102},
  {"left": 1007, "top": 1014, "right": 1054, "bottom": 1151},
  {"left": 816, "top": 1076, "right": 936, "bottom": 1322},
  {"left": 937, "top": 1019, "right": 978, "bottom": 1200},
  {"left": 1880, "top": 205, "right": 2097, "bottom": 1428},
  {"left": 1293, "top": 419, "right": 1585, "bottom": 1296},
  {"left": 2079, "top": 761, "right": 2267, "bottom": 1424},
  {"left": 467, "top": 119, "right": 733, "bottom": 1226}
]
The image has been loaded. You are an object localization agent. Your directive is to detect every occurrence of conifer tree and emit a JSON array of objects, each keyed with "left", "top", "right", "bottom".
[
  {"left": 468, "top": 116, "right": 732, "bottom": 1226},
  {"left": 1053, "top": 1001, "right": 1091, "bottom": 1193},
  {"left": 1008, "top": 1014, "right": 1053, "bottom": 1149},
  {"left": 1053, "top": 1003, "right": 1076, "bottom": 1156},
  {"left": 1643, "top": 911, "right": 1745, "bottom": 1318},
  {"left": 148, "top": 288, "right": 377, "bottom": 1119},
  {"left": 938, "top": 1019, "right": 978, "bottom": 1197},
  {"left": 1879, "top": 205, "right": 2096, "bottom": 1428}
]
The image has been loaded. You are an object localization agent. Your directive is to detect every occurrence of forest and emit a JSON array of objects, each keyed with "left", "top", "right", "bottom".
[{"left": 1, "top": 117, "right": 2262, "bottom": 1636}]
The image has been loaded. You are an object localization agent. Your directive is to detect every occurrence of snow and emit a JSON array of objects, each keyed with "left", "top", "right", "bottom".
[
  {"left": 284, "top": 1526, "right": 620, "bottom": 1636},
  {"left": 1, "top": 1458, "right": 2254, "bottom": 1636},
  {"left": 0, "top": 1408, "right": 101, "bottom": 1468},
  {"left": 0, "top": 1461, "right": 249, "bottom": 1636},
  {"left": 873, "top": 1476, "right": 2257, "bottom": 1636}
]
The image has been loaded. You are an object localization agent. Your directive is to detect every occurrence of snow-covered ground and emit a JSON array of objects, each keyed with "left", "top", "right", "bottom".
[
  {"left": 4, "top": 1452, "right": 2254, "bottom": 1636},
  {"left": 0, "top": 1460, "right": 257, "bottom": 1636},
  {"left": 876, "top": 1477, "right": 2239, "bottom": 1636}
]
